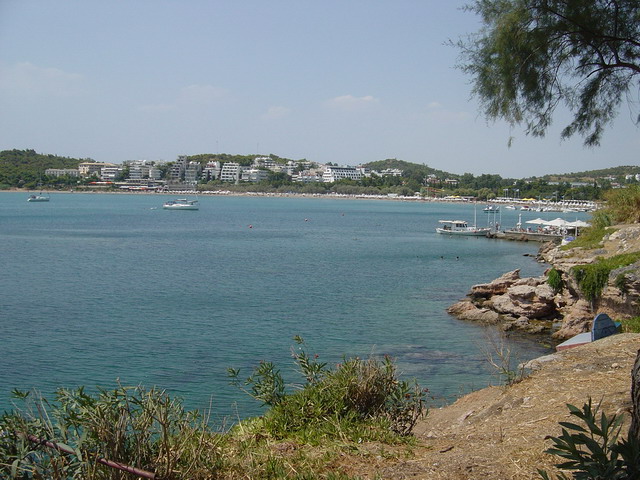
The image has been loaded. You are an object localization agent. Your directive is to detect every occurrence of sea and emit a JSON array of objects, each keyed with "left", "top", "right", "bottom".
[{"left": 0, "top": 192, "right": 592, "bottom": 422}]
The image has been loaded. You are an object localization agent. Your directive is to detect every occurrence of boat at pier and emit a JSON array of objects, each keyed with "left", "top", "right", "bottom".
[{"left": 436, "top": 220, "right": 491, "bottom": 236}]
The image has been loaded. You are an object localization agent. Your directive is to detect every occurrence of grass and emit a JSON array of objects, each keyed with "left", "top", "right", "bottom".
[
  {"left": 560, "top": 226, "right": 614, "bottom": 251},
  {"left": 621, "top": 317, "right": 640, "bottom": 333}
]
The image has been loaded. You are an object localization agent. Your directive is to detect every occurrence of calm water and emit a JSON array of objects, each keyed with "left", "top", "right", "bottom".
[{"left": 0, "top": 192, "right": 589, "bottom": 420}]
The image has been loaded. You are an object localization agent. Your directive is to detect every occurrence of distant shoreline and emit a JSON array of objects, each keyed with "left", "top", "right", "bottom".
[
  {"left": 7, "top": 187, "right": 456, "bottom": 203},
  {"left": 6, "top": 187, "right": 599, "bottom": 211}
]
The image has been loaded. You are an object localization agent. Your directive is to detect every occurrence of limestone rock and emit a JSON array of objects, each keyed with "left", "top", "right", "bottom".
[
  {"left": 469, "top": 269, "right": 521, "bottom": 299},
  {"left": 447, "top": 299, "right": 502, "bottom": 324},
  {"left": 486, "top": 283, "right": 556, "bottom": 319},
  {"left": 553, "top": 299, "right": 593, "bottom": 340}
]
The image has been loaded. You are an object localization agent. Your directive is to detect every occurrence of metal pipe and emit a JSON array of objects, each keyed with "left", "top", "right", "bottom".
[{"left": 21, "top": 433, "right": 158, "bottom": 479}]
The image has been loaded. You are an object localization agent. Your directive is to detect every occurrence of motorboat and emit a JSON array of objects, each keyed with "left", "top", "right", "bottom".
[
  {"left": 27, "top": 193, "right": 50, "bottom": 202},
  {"left": 483, "top": 205, "right": 500, "bottom": 212},
  {"left": 436, "top": 220, "right": 491, "bottom": 236},
  {"left": 162, "top": 198, "right": 199, "bottom": 210}
]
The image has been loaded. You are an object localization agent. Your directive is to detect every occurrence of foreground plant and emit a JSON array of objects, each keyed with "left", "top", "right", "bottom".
[
  {"left": 0, "top": 385, "right": 223, "bottom": 480},
  {"left": 538, "top": 399, "right": 640, "bottom": 479},
  {"left": 229, "top": 336, "right": 427, "bottom": 444}
]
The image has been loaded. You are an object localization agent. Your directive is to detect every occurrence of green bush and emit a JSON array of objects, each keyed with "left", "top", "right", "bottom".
[
  {"left": 571, "top": 252, "right": 640, "bottom": 305},
  {"left": 539, "top": 399, "right": 640, "bottom": 479},
  {"left": 603, "top": 185, "right": 640, "bottom": 224},
  {"left": 229, "top": 337, "right": 427, "bottom": 444},
  {"left": 547, "top": 267, "right": 564, "bottom": 294}
]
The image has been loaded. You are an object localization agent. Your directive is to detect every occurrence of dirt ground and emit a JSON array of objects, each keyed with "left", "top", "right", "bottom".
[{"left": 337, "top": 333, "right": 640, "bottom": 479}]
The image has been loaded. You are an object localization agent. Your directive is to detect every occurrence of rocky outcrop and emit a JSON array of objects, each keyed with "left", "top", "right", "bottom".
[
  {"left": 447, "top": 224, "right": 640, "bottom": 341},
  {"left": 468, "top": 269, "right": 522, "bottom": 298},
  {"left": 447, "top": 269, "right": 558, "bottom": 335}
]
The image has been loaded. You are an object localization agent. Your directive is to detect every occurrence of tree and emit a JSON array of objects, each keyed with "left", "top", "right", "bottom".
[{"left": 457, "top": 0, "right": 640, "bottom": 146}]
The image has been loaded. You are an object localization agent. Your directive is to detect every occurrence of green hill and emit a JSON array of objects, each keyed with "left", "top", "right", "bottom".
[{"left": 0, "top": 149, "right": 84, "bottom": 187}]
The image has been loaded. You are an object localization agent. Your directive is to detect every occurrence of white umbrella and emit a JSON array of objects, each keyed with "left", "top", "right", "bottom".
[
  {"left": 566, "top": 220, "right": 591, "bottom": 228},
  {"left": 525, "top": 218, "right": 547, "bottom": 225},
  {"left": 544, "top": 218, "right": 570, "bottom": 227}
]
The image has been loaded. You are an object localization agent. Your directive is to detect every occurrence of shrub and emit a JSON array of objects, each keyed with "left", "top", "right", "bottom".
[
  {"left": 603, "top": 185, "right": 640, "bottom": 224},
  {"left": 539, "top": 399, "right": 640, "bottom": 479},
  {"left": 229, "top": 337, "right": 427, "bottom": 443},
  {"left": 547, "top": 267, "right": 564, "bottom": 294},
  {"left": 571, "top": 252, "right": 640, "bottom": 306}
]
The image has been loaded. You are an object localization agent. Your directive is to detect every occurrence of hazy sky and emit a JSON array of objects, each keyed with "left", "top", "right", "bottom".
[{"left": 1, "top": 1, "right": 638, "bottom": 178}]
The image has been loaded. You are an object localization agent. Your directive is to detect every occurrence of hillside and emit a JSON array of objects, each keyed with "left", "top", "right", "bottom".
[
  {"left": 0, "top": 149, "right": 84, "bottom": 187},
  {"left": 544, "top": 165, "right": 640, "bottom": 181}
]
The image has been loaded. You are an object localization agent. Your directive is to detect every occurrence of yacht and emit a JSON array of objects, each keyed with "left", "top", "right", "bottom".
[
  {"left": 27, "top": 193, "right": 50, "bottom": 202},
  {"left": 436, "top": 220, "right": 491, "bottom": 236},
  {"left": 162, "top": 198, "right": 199, "bottom": 210}
]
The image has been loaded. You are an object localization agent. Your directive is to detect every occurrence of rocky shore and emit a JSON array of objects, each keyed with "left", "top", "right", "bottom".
[{"left": 447, "top": 224, "right": 640, "bottom": 341}]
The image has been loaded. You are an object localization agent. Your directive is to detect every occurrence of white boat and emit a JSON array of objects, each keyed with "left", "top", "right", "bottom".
[
  {"left": 436, "top": 220, "right": 491, "bottom": 236},
  {"left": 27, "top": 193, "right": 50, "bottom": 202},
  {"left": 162, "top": 198, "right": 199, "bottom": 210},
  {"left": 483, "top": 205, "right": 499, "bottom": 212}
]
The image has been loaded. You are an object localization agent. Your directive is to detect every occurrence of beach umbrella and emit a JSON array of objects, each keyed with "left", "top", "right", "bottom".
[
  {"left": 544, "top": 218, "right": 570, "bottom": 227},
  {"left": 525, "top": 218, "right": 547, "bottom": 224},
  {"left": 566, "top": 220, "right": 591, "bottom": 228}
]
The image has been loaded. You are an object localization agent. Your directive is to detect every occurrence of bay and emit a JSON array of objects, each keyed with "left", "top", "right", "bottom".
[{"left": 0, "top": 192, "right": 589, "bottom": 420}]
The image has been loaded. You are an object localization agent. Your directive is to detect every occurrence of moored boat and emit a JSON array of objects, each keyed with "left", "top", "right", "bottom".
[
  {"left": 436, "top": 220, "right": 491, "bottom": 236},
  {"left": 162, "top": 198, "right": 199, "bottom": 210},
  {"left": 27, "top": 193, "right": 50, "bottom": 202}
]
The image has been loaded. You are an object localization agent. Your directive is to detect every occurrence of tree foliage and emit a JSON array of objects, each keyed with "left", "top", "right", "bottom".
[{"left": 457, "top": 0, "right": 640, "bottom": 146}]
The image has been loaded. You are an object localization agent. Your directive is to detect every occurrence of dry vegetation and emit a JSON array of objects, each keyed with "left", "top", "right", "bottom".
[{"left": 327, "top": 334, "right": 639, "bottom": 479}]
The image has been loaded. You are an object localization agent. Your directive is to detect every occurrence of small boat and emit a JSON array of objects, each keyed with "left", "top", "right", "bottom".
[
  {"left": 556, "top": 313, "right": 621, "bottom": 351},
  {"left": 162, "top": 198, "right": 199, "bottom": 210},
  {"left": 483, "top": 205, "right": 499, "bottom": 212},
  {"left": 505, "top": 205, "right": 516, "bottom": 210},
  {"left": 27, "top": 193, "right": 50, "bottom": 202},
  {"left": 436, "top": 220, "right": 491, "bottom": 236}
]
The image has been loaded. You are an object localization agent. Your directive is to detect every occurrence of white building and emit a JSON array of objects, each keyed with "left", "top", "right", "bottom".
[
  {"left": 185, "top": 161, "right": 202, "bottom": 184},
  {"left": 79, "top": 162, "right": 114, "bottom": 178},
  {"left": 322, "top": 166, "right": 364, "bottom": 183},
  {"left": 202, "top": 161, "right": 221, "bottom": 181},
  {"left": 220, "top": 162, "right": 243, "bottom": 182},
  {"left": 45, "top": 168, "right": 80, "bottom": 178},
  {"left": 167, "top": 155, "right": 188, "bottom": 182},
  {"left": 100, "top": 166, "right": 123, "bottom": 181},
  {"left": 242, "top": 168, "right": 269, "bottom": 182}
]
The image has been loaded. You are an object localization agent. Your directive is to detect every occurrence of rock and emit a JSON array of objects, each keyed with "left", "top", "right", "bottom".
[
  {"left": 469, "top": 269, "right": 521, "bottom": 299},
  {"left": 522, "top": 353, "right": 561, "bottom": 370},
  {"left": 553, "top": 299, "right": 593, "bottom": 340},
  {"left": 447, "top": 299, "right": 502, "bottom": 324},
  {"left": 487, "top": 283, "right": 556, "bottom": 319}
]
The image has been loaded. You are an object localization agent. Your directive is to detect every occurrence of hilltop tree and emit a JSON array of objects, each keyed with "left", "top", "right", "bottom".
[{"left": 457, "top": 0, "right": 640, "bottom": 146}]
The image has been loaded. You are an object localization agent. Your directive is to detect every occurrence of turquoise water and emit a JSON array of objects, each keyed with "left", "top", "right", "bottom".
[{"left": 0, "top": 192, "right": 588, "bottom": 420}]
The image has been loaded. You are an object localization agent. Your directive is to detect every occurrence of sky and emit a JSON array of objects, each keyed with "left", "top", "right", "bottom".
[{"left": 0, "top": 1, "right": 638, "bottom": 178}]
